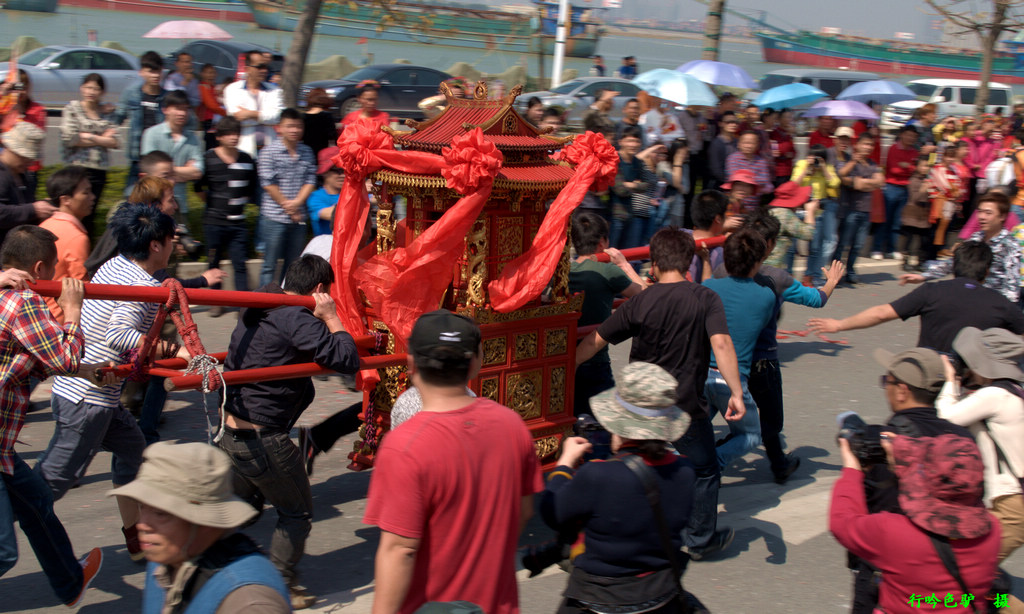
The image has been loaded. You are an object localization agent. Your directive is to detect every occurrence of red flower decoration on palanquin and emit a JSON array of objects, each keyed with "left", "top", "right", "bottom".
[{"left": 441, "top": 128, "right": 504, "bottom": 195}]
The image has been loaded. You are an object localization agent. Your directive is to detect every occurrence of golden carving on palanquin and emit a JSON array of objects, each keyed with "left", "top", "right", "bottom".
[
  {"left": 481, "top": 377, "right": 499, "bottom": 402},
  {"left": 502, "top": 113, "right": 517, "bottom": 134},
  {"left": 482, "top": 337, "right": 507, "bottom": 366},
  {"left": 550, "top": 367, "right": 566, "bottom": 414},
  {"left": 533, "top": 435, "right": 560, "bottom": 459},
  {"left": 514, "top": 332, "right": 538, "bottom": 360},
  {"left": 465, "top": 218, "right": 488, "bottom": 307},
  {"left": 545, "top": 328, "right": 568, "bottom": 357},
  {"left": 496, "top": 217, "right": 524, "bottom": 256},
  {"left": 507, "top": 370, "right": 543, "bottom": 420}
]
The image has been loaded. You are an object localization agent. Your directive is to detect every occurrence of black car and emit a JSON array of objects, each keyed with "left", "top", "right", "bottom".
[
  {"left": 166, "top": 41, "right": 284, "bottom": 84},
  {"left": 300, "top": 64, "right": 451, "bottom": 122}
]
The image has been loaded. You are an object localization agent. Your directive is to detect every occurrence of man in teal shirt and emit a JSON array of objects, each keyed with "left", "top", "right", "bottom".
[
  {"left": 141, "top": 90, "right": 204, "bottom": 214},
  {"left": 568, "top": 211, "right": 645, "bottom": 416},
  {"left": 703, "top": 229, "right": 777, "bottom": 469}
]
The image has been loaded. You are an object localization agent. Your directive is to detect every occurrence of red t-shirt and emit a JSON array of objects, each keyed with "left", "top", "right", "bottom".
[
  {"left": 808, "top": 129, "right": 834, "bottom": 149},
  {"left": 884, "top": 143, "right": 919, "bottom": 185},
  {"left": 363, "top": 398, "right": 543, "bottom": 614}
]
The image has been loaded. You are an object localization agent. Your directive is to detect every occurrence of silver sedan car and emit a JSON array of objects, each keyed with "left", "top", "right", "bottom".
[
  {"left": 0, "top": 45, "right": 141, "bottom": 108},
  {"left": 516, "top": 77, "right": 643, "bottom": 129}
]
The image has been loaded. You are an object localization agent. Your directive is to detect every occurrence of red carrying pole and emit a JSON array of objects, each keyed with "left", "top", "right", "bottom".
[
  {"left": 29, "top": 280, "right": 317, "bottom": 309},
  {"left": 164, "top": 353, "right": 409, "bottom": 391},
  {"left": 591, "top": 234, "right": 727, "bottom": 263}
]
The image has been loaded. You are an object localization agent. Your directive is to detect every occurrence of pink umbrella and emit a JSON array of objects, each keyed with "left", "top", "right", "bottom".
[{"left": 143, "top": 20, "right": 233, "bottom": 41}]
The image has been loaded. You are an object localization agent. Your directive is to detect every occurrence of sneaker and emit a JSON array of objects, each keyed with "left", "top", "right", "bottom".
[
  {"left": 890, "top": 251, "right": 902, "bottom": 260},
  {"left": 298, "top": 426, "right": 320, "bottom": 477},
  {"left": 122, "top": 525, "right": 145, "bottom": 563},
  {"left": 686, "top": 528, "right": 734, "bottom": 561},
  {"left": 773, "top": 454, "right": 801, "bottom": 485},
  {"left": 290, "top": 585, "right": 316, "bottom": 610},
  {"left": 869, "top": 252, "right": 883, "bottom": 260},
  {"left": 208, "top": 305, "right": 224, "bottom": 318},
  {"left": 937, "top": 248, "right": 954, "bottom": 259},
  {"left": 844, "top": 273, "right": 860, "bottom": 285},
  {"left": 66, "top": 547, "right": 102, "bottom": 608}
]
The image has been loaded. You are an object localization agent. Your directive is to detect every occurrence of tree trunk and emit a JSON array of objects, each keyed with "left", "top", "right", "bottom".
[
  {"left": 974, "top": 0, "right": 1008, "bottom": 117},
  {"left": 701, "top": 0, "right": 725, "bottom": 61},
  {"left": 280, "top": 0, "right": 324, "bottom": 108}
]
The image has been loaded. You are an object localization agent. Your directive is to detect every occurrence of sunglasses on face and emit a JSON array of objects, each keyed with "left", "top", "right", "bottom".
[{"left": 250, "top": 64, "right": 270, "bottom": 70}]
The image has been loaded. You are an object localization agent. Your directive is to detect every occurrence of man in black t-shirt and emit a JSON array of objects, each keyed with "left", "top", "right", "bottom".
[
  {"left": 809, "top": 241, "right": 1024, "bottom": 353},
  {"left": 576, "top": 228, "right": 745, "bottom": 559}
]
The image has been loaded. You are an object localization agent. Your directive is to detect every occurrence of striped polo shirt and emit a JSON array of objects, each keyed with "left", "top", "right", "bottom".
[{"left": 52, "top": 255, "right": 160, "bottom": 408}]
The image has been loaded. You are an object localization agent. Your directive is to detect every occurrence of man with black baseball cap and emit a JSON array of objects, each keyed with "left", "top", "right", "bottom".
[{"left": 364, "top": 309, "right": 543, "bottom": 614}]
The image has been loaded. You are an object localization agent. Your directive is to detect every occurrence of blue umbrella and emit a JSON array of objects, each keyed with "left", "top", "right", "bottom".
[
  {"left": 753, "top": 83, "right": 828, "bottom": 109},
  {"left": 633, "top": 69, "right": 718, "bottom": 107},
  {"left": 836, "top": 80, "right": 917, "bottom": 105},
  {"left": 677, "top": 59, "right": 757, "bottom": 90}
]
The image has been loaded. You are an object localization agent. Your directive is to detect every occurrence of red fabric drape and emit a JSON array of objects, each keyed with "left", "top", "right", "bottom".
[
  {"left": 330, "top": 121, "right": 444, "bottom": 335},
  {"left": 488, "top": 132, "right": 619, "bottom": 312},
  {"left": 354, "top": 128, "right": 503, "bottom": 344}
]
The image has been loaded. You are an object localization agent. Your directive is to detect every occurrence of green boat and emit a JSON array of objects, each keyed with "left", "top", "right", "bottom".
[
  {"left": 758, "top": 30, "right": 1024, "bottom": 84},
  {"left": 243, "top": 0, "right": 602, "bottom": 57}
]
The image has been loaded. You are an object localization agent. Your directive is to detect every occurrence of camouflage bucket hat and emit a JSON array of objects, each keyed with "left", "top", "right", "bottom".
[{"left": 590, "top": 362, "right": 690, "bottom": 442}]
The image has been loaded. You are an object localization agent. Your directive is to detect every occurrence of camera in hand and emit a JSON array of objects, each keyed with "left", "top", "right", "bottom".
[
  {"left": 175, "top": 224, "right": 203, "bottom": 260},
  {"left": 574, "top": 414, "right": 612, "bottom": 461},
  {"left": 836, "top": 411, "right": 888, "bottom": 466}
]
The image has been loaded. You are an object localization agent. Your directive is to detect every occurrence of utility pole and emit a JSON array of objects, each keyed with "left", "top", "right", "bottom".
[{"left": 702, "top": 0, "right": 725, "bottom": 60}]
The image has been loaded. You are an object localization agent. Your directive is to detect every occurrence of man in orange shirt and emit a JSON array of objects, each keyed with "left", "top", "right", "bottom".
[{"left": 39, "top": 165, "right": 94, "bottom": 321}]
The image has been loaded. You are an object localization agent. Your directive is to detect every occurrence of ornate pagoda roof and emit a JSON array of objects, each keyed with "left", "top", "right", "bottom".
[{"left": 384, "top": 82, "right": 574, "bottom": 154}]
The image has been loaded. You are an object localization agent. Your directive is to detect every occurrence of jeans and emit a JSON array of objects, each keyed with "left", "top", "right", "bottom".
[
  {"left": 36, "top": 395, "right": 145, "bottom": 498},
  {"left": 2, "top": 454, "right": 83, "bottom": 603},
  {"left": 807, "top": 199, "right": 839, "bottom": 283},
  {"left": 704, "top": 369, "right": 761, "bottom": 469},
  {"left": 748, "top": 359, "right": 787, "bottom": 474},
  {"left": 834, "top": 210, "right": 871, "bottom": 275},
  {"left": 137, "top": 377, "right": 168, "bottom": 446},
  {"left": 124, "top": 160, "right": 140, "bottom": 199},
  {"left": 609, "top": 214, "right": 631, "bottom": 249},
  {"left": 260, "top": 219, "right": 307, "bottom": 286},
  {"left": 573, "top": 360, "right": 615, "bottom": 417},
  {"left": 205, "top": 222, "right": 250, "bottom": 292},
  {"left": 218, "top": 427, "right": 312, "bottom": 586},
  {"left": 674, "top": 413, "right": 719, "bottom": 549},
  {"left": 873, "top": 184, "right": 908, "bottom": 255},
  {"left": 0, "top": 475, "right": 15, "bottom": 577}
]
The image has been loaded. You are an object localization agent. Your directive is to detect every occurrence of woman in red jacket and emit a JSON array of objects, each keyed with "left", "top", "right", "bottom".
[{"left": 831, "top": 432, "right": 1000, "bottom": 614}]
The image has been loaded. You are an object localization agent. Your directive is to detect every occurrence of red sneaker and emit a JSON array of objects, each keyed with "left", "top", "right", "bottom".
[{"left": 66, "top": 547, "right": 102, "bottom": 608}]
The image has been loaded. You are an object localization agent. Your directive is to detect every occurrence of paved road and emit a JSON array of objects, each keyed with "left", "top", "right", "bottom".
[{"left": 2, "top": 258, "right": 1022, "bottom": 613}]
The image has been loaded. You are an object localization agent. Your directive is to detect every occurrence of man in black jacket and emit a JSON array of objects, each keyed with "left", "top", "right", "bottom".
[{"left": 217, "top": 254, "right": 360, "bottom": 610}]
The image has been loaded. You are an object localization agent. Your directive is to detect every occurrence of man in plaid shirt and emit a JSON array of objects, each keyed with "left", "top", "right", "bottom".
[{"left": 0, "top": 225, "right": 103, "bottom": 606}]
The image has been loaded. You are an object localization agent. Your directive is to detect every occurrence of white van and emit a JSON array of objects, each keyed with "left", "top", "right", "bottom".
[{"left": 880, "top": 79, "right": 1013, "bottom": 130}]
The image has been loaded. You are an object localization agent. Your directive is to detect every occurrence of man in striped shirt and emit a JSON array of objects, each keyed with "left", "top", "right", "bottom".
[{"left": 41, "top": 203, "right": 187, "bottom": 562}]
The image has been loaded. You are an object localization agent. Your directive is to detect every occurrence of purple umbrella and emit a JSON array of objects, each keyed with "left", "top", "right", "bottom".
[
  {"left": 677, "top": 60, "right": 757, "bottom": 90},
  {"left": 802, "top": 100, "right": 879, "bottom": 121}
]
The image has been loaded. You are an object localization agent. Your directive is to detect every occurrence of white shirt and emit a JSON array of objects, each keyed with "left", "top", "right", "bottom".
[
  {"left": 938, "top": 381, "right": 1024, "bottom": 506},
  {"left": 223, "top": 80, "right": 283, "bottom": 157}
]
